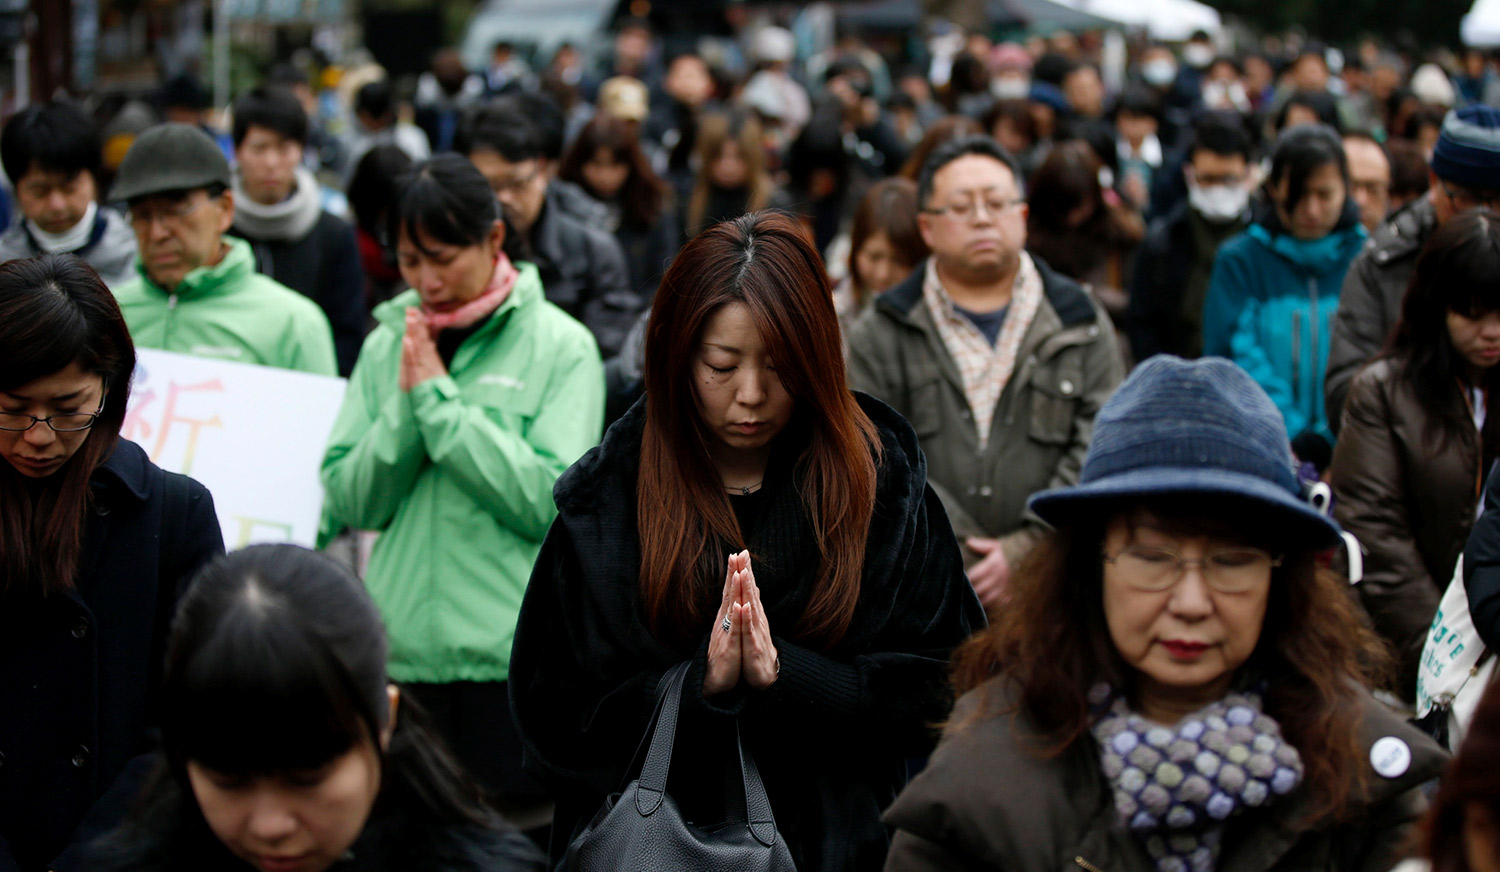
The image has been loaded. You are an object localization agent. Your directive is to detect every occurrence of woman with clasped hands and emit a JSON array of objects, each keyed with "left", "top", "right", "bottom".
[
  {"left": 884, "top": 356, "right": 1449, "bottom": 871},
  {"left": 509, "top": 211, "right": 986, "bottom": 871}
]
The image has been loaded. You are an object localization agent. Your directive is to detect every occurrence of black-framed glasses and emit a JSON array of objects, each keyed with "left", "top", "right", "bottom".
[
  {"left": 128, "top": 196, "right": 212, "bottom": 230},
  {"left": 0, "top": 398, "right": 106, "bottom": 433},
  {"left": 1102, "top": 544, "right": 1282, "bottom": 594}
]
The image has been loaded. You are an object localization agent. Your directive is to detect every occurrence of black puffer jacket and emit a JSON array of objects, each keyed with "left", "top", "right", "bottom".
[
  {"left": 509, "top": 393, "right": 987, "bottom": 871},
  {"left": 528, "top": 187, "right": 639, "bottom": 358}
]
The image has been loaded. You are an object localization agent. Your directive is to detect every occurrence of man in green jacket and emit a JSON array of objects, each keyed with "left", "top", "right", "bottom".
[{"left": 110, "top": 123, "right": 337, "bottom": 376}]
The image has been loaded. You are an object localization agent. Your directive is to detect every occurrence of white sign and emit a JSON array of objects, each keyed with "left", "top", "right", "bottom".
[{"left": 124, "top": 349, "right": 347, "bottom": 548}]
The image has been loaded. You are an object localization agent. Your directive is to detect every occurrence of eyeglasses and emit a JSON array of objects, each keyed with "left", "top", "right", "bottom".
[
  {"left": 1441, "top": 181, "right": 1500, "bottom": 211},
  {"left": 924, "top": 196, "right": 1026, "bottom": 222},
  {"left": 129, "top": 196, "right": 212, "bottom": 230},
  {"left": 491, "top": 167, "right": 541, "bottom": 196},
  {"left": 1102, "top": 544, "right": 1282, "bottom": 594},
  {"left": 0, "top": 398, "right": 106, "bottom": 433}
]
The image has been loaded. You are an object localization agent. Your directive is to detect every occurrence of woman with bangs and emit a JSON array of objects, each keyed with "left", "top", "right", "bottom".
[
  {"left": 509, "top": 211, "right": 985, "bottom": 870},
  {"left": 88, "top": 544, "right": 546, "bottom": 871},
  {"left": 884, "top": 356, "right": 1446, "bottom": 871},
  {"left": 320, "top": 154, "right": 604, "bottom": 812},
  {"left": 1330, "top": 209, "right": 1500, "bottom": 701},
  {"left": 0, "top": 253, "right": 223, "bottom": 872}
]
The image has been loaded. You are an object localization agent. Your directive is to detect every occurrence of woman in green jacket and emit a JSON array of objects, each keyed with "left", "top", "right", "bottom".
[{"left": 320, "top": 154, "right": 605, "bottom": 809}]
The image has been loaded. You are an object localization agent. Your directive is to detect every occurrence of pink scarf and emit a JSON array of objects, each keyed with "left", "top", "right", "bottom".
[{"left": 420, "top": 253, "right": 519, "bottom": 333}]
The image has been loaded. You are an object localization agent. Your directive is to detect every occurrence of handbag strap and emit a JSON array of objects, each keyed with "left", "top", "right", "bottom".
[
  {"left": 734, "top": 721, "right": 779, "bottom": 847},
  {"left": 633, "top": 664, "right": 782, "bottom": 847},
  {"left": 635, "top": 662, "right": 690, "bottom": 814}
]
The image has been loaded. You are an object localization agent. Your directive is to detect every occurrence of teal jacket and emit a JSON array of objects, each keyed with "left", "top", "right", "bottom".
[
  {"left": 1202, "top": 213, "right": 1366, "bottom": 445},
  {"left": 112, "top": 235, "right": 338, "bottom": 375},
  {"left": 320, "top": 263, "right": 604, "bottom": 684}
]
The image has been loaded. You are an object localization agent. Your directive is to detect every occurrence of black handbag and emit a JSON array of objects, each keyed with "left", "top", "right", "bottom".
[{"left": 563, "top": 662, "right": 797, "bottom": 871}]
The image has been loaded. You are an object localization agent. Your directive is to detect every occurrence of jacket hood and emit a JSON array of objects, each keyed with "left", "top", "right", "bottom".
[
  {"left": 132, "top": 235, "right": 258, "bottom": 301},
  {"left": 231, "top": 165, "right": 324, "bottom": 242}
]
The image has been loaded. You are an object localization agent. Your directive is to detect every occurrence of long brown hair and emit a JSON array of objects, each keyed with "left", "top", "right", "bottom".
[
  {"left": 1423, "top": 680, "right": 1500, "bottom": 871},
  {"left": 638, "top": 211, "right": 879, "bottom": 650},
  {"left": 950, "top": 503, "right": 1389, "bottom": 824},
  {"left": 0, "top": 253, "right": 136, "bottom": 595},
  {"left": 556, "top": 115, "right": 669, "bottom": 230},
  {"left": 687, "top": 110, "right": 775, "bottom": 236}
]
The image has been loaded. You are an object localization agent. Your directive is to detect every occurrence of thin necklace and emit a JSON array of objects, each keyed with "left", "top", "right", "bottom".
[{"left": 725, "top": 482, "right": 763, "bottom": 496}]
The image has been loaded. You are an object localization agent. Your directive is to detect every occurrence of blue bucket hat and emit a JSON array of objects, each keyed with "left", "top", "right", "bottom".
[{"left": 1028, "top": 356, "right": 1341, "bottom": 549}]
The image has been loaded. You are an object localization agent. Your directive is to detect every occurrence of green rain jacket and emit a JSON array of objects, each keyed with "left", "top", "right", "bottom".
[
  {"left": 112, "top": 235, "right": 338, "bottom": 375},
  {"left": 320, "top": 263, "right": 604, "bottom": 684}
]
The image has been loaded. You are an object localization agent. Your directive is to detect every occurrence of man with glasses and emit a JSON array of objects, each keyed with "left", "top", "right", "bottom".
[
  {"left": 455, "top": 103, "right": 637, "bottom": 357},
  {"left": 847, "top": 135, "right": 1123, "bottom": 612},
  {"left": 1127, "top": 112, "right": 1254, "bottom": 361},
  {"left": 110, "top": 124, "right": 337, "bottom": 375},
  {"left": 1326, "top": 105, "right": 1500, "bottom": 432}
]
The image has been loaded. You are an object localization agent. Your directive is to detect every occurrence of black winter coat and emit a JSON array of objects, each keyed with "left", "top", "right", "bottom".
[
  {"left": 0, "top": 440, "right": 223, "bottom": 872},
  {"left": 234, "top": 211, "right": 368, "bottom": 377},
  {"left": 1464, "top": 459, "right": 1500, "bottom": 653},
  {"left": 509, "top": 393, "right": 987, "bottom": 871},
  {"left": 528, "top": 188, "right": 639, "bottom": 359},
  {"left": 84, "top": 771, "right": 546, "bottom": 871}
]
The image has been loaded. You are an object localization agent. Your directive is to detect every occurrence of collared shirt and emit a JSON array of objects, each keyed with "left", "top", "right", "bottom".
[{"left": 921, "top": 253, "right": 1044, "bottom": 448}]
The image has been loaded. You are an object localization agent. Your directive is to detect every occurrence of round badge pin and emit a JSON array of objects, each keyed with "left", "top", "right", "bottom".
[{"left": 1369, "top": 736, "right": 1411, "bottom": 779}]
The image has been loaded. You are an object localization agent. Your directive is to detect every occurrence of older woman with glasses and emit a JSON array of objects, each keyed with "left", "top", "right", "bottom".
[
  {"left": 884, "top": 355, "right": 1448, "bottom": 872},
  {"left": 0, "top": 253, "right": 224, "bottom": 872}
]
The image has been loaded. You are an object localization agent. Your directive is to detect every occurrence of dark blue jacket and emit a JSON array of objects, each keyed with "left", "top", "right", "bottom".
[{"left": 0, "top": 440, "right": 222, "bottom": 872}]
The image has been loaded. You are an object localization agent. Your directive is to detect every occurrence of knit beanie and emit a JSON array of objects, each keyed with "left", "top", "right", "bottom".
[{"left": 1431, "top": 105, "right": 1500, "bottom": 193}]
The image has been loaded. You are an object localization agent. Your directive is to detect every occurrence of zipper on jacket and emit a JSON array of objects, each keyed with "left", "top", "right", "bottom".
[
  {"left": 165, "top": 293, "right": 178, "bottom": 348},
  {"left": 1290, "top": 309, "right": 1301, "bottom": 388},
  {"left": 1075, "top": 856, "right": 1105, "bottom": 872},
  {"left": 1306, "top": 277, "right": 1319, "bottom": 426}
]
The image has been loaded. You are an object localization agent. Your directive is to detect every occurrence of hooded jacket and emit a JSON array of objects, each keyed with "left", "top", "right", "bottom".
[
  {"left": 320, "top": 262, "right": 604, "bottom": 685},
  {"left": 112, "top": 236, "right": 338, "bottom": 376},
  {"left": 1203, "top": 202, "right": 1367, "bottom": 446},
  {"left": 232, "top": 166, "right": 368, "bottom": 376},
  {"left": 509, "top": 393, "right": 986, "bottom": 870},
  {"left": 1324, "top": 197, "right": 1439, "bottom": 434},
  {"left": 0, "top": 206, "right": 138, "bottom": 287},
  {"left": 884, "top": 678, "right": 1448, "bottom": 872}
]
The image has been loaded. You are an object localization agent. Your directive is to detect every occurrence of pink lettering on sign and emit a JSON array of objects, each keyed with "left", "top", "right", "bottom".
[{"left": 123, "top": 379, "right": 226, "bottom": 476}]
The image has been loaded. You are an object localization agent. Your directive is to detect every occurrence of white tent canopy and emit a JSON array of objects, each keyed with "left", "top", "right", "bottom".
[
  {"left": 1054, "top": 0, "right": 1223, "bottom": 40},
  {"left": 1464, "top": 0, "right": 1500, "bottom": 47}
]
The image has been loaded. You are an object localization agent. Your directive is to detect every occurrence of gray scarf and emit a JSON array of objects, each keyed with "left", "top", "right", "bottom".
[{"left": 232, "top": 165, "right": 323, "bottom": 242}]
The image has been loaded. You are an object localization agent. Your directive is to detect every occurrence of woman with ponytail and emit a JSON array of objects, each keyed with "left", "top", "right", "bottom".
[
  {"left": 320, "top": 153, "right": 604, "bottom": 812},
  {"left": 509, "top": 210, "right": 985, "bottom": 870},
  {"left": 0, "top": 253, "right": 223, "bottom": 872}
]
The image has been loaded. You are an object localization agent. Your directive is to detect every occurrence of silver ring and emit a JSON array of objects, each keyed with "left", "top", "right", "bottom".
[{"left": 721, "top": 615, "right": 732, "bottom": 633}]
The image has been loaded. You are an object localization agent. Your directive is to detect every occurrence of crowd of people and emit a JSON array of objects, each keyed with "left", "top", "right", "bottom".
[{"left": 7, "top": 11, "right": 1500, "bottom": 872}]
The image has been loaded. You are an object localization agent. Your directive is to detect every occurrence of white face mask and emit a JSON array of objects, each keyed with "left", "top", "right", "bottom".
[
  {"left": 1189, "top": 181, "right": 1250, "bottom": 222},
  {"left": 992, "top": 76, "right": 1031, "bottom": 99},
  {"left": 1184, "top": 43, "right": 1215, "bottom": 70},
  {"left": 1142, "top": 59, "right": 1178, "bottom": 87}
]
